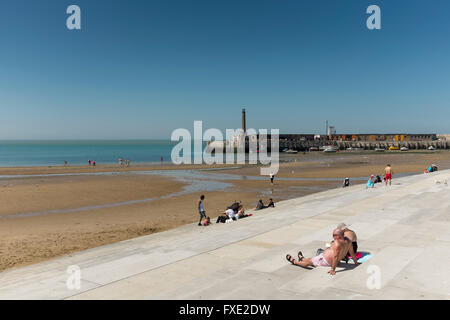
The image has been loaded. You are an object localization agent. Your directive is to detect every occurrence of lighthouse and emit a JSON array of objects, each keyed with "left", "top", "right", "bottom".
[{"left": 242, "top": 108, "right": 246, "bottom": 133}]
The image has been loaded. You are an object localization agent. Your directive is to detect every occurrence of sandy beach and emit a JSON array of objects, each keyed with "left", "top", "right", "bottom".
[{"left": 1, "top": 150, "right": 449, "bottom": 271}]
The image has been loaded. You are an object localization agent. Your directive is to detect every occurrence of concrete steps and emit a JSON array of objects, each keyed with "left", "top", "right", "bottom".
[{"left": 0, "top": 170, "right": 449, "bottom": 299}]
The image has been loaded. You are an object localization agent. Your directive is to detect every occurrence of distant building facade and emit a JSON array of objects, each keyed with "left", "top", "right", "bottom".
[{"left": 280, "top": 133, "right": 437, "bottom": 142}]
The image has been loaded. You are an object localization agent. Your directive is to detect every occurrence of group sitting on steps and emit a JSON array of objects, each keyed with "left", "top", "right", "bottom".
[
  {"left": 216, "top": 202, "right": 251, "bottom": 223},
  {"left": 197, "top": 195, "right": 275, "bottom": 226}
]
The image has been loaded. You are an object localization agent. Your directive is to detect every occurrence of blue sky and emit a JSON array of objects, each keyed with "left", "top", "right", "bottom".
[{"left": 0, "top": 0, "right": 449, "bottom": 139}]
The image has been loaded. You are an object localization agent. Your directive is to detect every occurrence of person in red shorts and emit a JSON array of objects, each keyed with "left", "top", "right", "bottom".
[{"left": 384, "top": 164, "right": 393, "bottom": 186}]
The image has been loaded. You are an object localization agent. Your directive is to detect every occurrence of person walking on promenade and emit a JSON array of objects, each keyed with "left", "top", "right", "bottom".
[{"left": 384, "top": 164, "right": 393, "bottom": 186}]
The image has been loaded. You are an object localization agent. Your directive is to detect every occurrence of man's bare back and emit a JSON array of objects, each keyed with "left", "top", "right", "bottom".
[{"left": 326, "top": 237, "right": 353, "bottom": 261}]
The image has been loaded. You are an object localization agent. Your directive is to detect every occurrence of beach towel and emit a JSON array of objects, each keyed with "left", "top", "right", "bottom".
[
  {"left": 347, "top": 252, "right": 372, "bottom": 263},
  {"left": 347, "top": 252, "right": 363, "bottom": 260}
]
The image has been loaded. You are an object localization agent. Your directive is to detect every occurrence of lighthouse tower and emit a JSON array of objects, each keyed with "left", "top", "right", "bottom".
[{"left": 242, "top": 108, "right": 246, "bottom": 133}]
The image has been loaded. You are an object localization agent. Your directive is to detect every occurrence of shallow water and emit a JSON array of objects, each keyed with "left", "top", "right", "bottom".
[
  {"left": 1, "top": 173, "right": 232, "bottom": 219},
  {"left": 0, "top": 140, "right": 183, "bottom": 167}
]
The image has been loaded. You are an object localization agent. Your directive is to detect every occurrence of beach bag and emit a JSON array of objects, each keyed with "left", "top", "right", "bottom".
[{"left": 216, "top": 216, "right": 228, "bottom": 223}]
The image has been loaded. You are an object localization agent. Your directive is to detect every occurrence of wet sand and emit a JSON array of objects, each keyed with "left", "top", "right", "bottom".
[{"left": 1, "top": 150, "right": 449, "bottom": 271}]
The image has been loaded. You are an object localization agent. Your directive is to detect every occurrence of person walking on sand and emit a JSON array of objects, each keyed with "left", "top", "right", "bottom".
[
  {"left": 198, "top": 195, "right": 206, "bottom": 226},
  {"left": 384, "top": 164, "right": 393, "bottom": 186},
  {"left": 270, "top": 172, "right": 275, "bottom": 185}
]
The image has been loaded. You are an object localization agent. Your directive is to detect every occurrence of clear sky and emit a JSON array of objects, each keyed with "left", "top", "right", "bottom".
[{"left": 0, "top": 0, "right": 449, "bottom": 139}]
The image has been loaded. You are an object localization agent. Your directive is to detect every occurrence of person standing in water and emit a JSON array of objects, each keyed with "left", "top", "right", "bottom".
[
  {"left": 198, "top": 195, "right": 206, "bottom": 226},
  {"left": 270, "top": 172, "right": 275, "bottom": 185}
]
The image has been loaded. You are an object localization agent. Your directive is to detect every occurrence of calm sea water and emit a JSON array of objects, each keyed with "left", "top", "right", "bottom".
[{"left": 0, "top": 140, "right": 205, "bottom": 167}]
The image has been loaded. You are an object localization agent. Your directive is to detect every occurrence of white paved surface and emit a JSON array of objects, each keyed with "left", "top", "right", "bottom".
[{"left": 0, "top": 170, "right": 449, "bottom": 300}]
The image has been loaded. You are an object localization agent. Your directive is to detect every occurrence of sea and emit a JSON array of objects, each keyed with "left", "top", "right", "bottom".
[{"left": 0, "top": 140, "right": 205, "bottom": 167}]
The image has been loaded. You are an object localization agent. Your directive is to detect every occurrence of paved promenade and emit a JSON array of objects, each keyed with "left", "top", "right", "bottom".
[{"left": 0, "top": 170, "right": 449, "bottom": 300}]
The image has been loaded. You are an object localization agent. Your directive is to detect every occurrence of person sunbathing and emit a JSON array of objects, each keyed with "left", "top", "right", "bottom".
[
  {"left": 255, "top": 199, "right": 266, "bottom": 211},
  {"left": 286, "top": 228, "right": 360, "bottom": 275},
  {"left": 366, "top": 175, "right": 375, "bottom": 188},
  {"left": 235, "top": 205, "right": 250, "bottom": 219},
  {"left": 216, "top": 208, "right": 233, "bottom": 223},
  {"left": 337, "top": 223, "right": 358, "bottom": 260}
]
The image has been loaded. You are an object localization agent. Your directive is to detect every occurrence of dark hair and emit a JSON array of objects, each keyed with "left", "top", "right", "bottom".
[{"left": 200, "top": 195, "right": 205, "bottom": 200}]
